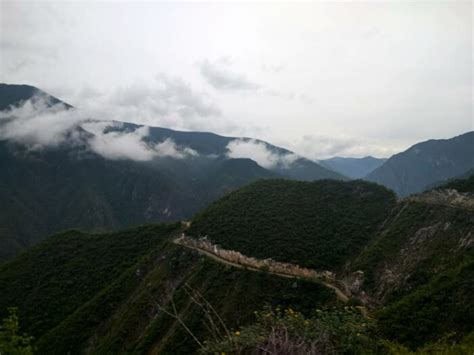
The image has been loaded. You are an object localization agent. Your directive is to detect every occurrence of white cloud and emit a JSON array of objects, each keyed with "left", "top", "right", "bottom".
[
  {"left": 0, "top": 97, "right": 81, "bottom": 149},
  {"left": 154, "top": 138, "right": 198, "bottom": 159},
  {"left": 226, "top": 138, "right": 298, "bottom": 169},
  {"left": 0, "top": 98, "right": 199, "bottom": 161},
  {"left": 81, "top": 122, "right": 155, "bottom": 161}
]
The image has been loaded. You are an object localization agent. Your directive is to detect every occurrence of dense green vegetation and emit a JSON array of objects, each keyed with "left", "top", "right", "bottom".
[
  {"left": 1, "top": 161, "right": 473, "bottom": 353},
  {"left": 0, "top": 221, "right": 336, "bottom": 354},
  {"left": 203, "top": 306, "right": 474, "bottom": 354},
  {"left": 0, "top": 141, "right": 282, "bottom": 261},
  {"left": 351, "top": 201, "right": 473, "bottom": 291},
  {"left": 145, "top": 259, "right": 335, "bottom": 355},
  {"left": 189, "top": 179, "right": 396, "bottom": 270},
  {"left": 378, "top": 256, "right": 474, "bottom": 348},
  {"left": 202, "top": 306, "right": 382, "bottom": 354},
  {"left": 0, "top": 308, "right": 34, "bottom": 355},
  {"left": 349, "top": 198, "right": 474, "bottom": 348},
  {"left": 0, "top": 223, "right": 180, "bottom": 339}
]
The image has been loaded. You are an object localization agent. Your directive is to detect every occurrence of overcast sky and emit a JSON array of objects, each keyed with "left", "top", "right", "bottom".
[{"left": 1, "top": 0, "right": 472, "bottom": 159}]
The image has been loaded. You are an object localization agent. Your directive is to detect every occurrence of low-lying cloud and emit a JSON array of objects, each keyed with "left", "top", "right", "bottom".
[
  {"left": 0, "top": 97, "right": 82, "bottom": 149},
  {"left": 0, "top": 98, "right": 199, "bottom": 161},
  {"left": 226, "top": 138, "right": 298, "bottom": 169},
  {"left": 82, "top": 122, "right": 198, "bottom": 161}
]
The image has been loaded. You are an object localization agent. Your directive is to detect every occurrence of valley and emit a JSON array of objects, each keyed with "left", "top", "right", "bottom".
[{"left": 1, "top": 175, "right": 472, "bottom": 353}]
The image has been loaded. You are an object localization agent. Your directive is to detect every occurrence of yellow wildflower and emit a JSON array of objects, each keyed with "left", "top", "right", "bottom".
[{"left": 235, "top": 331, "right": 241, "bottom": 336}]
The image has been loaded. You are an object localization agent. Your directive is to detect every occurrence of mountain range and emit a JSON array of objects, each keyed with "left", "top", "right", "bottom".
[
  {"left": 1, "top": 82, "right": 474, "bottom": 353},
  {"left": 0, "top": 83, "right": 343, "bottom": 260},
  {"left": 1, "top": 175, "right": 472, "bottom": 353},
  {"left": 1, "top": 83, "right": 474, "bottom": 261}
]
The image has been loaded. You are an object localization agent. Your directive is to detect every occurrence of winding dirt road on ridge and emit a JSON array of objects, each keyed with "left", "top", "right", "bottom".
[
  {"left": 173, "top": 227, "right": 371, "bottom": 318},
  {"left": 173, "top": 228, "right": 350, "bottom": 303}
]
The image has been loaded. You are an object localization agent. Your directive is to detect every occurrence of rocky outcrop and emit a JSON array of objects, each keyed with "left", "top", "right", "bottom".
[{"left": 407, "top": 189, "right": 474, "bottom": 210}]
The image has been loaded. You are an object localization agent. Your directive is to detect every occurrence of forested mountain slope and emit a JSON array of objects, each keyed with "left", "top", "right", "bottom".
[
  {"left": 365, "top": 132, "right": 474, "bottom": 196},
  {"left": 188, "top": 179, "right": 396, "bottom": 270},
  {"left": 0, "top": 141, "right": 277, "bottom": 260},
  {"left": 1, "top": 175, "right": 473, "bottom": 352},
  {"left": 348, "top": 174, "right": 474, "bottom": 347},
  {"left": 0, "top": 224, "right": 335, "bottom": 354}
]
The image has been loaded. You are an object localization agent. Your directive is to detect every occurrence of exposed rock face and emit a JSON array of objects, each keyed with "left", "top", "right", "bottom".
[
  {"left": 408, "top": 189, "right": 474, "bottom": 210},
  {"left": 342, "top": 271, "right": 365, "bottom": 294},
  {"left": 459, "top": 231, "right": 474, "bottom": 248},
  {"left": 340, "top": 271, "right": 374, "bottom": 305},
  {"left": 409, "top": 223, "right": 441, "bottom": 245}
]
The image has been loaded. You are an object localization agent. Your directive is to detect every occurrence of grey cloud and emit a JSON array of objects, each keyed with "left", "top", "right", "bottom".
[
  {"left": 111, "top": 74, "right": 221, "bottom": 118},
  {"left": 199, "top": 59, "right": 311, "bottom": 102},
  {"left": 200, "top": 59, "right": 261, "bottom": 91}
]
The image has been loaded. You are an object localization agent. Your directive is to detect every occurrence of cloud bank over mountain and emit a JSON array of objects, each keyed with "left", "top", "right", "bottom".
[
  {"left": 226, "top": 139, "right": 298, "bottom": 169},
  {"left": 0, "top": 98, "right": 199, "bottom": 161}
]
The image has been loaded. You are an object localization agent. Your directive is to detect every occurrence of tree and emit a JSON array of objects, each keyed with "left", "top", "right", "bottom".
[{"left": 0, "top": 308, "right": 34, "bottom": 355}]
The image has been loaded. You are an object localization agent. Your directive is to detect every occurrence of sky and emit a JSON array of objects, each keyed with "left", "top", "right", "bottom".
[{"left": 1, "top": 0, "right": 472, "bottom": 159}]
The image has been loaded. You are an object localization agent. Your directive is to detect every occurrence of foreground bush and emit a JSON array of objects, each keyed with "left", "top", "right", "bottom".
[{"left": 201, "top": 306, "right": 381, "bottom": 354}]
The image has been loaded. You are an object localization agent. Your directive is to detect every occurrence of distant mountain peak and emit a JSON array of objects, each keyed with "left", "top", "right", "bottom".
[
  {"left": 0, "top": 83, "right": 73, "bottom": 111},
  {"left": 366, "top": 131, "right": 474, "bottom": 196}
]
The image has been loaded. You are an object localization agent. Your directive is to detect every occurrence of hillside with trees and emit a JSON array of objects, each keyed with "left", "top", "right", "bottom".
[
  {"left": 188, "top": 179, "right": 397, "bottom": 270},
  {"left": 0, "top": 224, "right": 336, "bottom": 354}
]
